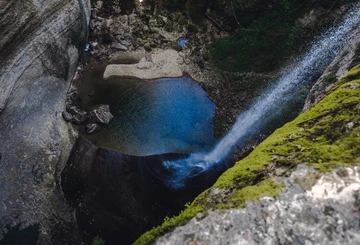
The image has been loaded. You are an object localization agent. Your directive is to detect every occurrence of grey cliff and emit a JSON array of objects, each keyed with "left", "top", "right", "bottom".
[{"left": 0, "top": 0, "right": 90, "bottom": 243}]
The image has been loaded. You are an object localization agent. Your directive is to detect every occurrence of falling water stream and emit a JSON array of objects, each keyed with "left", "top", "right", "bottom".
[{"left": 163, "top": 3, "right": 360, "bottom": 188}]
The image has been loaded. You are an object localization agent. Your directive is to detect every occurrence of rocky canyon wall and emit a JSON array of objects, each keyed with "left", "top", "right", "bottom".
[{"left": 0, "top": 0, "right": 90, "bottom": 244}]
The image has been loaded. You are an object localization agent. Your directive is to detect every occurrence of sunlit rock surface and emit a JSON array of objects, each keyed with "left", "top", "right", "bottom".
[
  {"left": 155, "top": 165, "right": 360, "bottom": 245},
  {"left": 103, "top": 49, "right": 184, "bottom": 80}
]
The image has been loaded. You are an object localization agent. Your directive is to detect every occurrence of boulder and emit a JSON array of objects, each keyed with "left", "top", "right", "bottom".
[
  {"left": 0, "top": 0, "right": 90, "bottom": 244},
  {"left": 136, "top": 59, "right": 153, "bottom": 70},
  {"left": 171, "top": 42, "right": 183, "bottom": 51},
  {"left": 164, "top": 21, "right": 174, "bottom": 32},
  {"left": 73, "top": 110, "right": 88, "bottom": 124},
  {"left": 111, "top": 42, "right": 128, "bottom": 51},
  {"left": 62, "top": 111, "right": 73, "bottom": 121},
  {"left": 156, "top": 16, "right": 166, "bottom": 27},
  {"left": 144, "top": 43, "right": 152, "bottom": 52},
  {"left": 66, "top": 105, "right": 80, "bottom": 114},
  {"left": 86, "top": 123, "right": 101, "bottom": 134},
  {"left": 178, "top": 16, "right": 188, "bottom": 25},
  {"left": 113, "top": 25, "right": 125, "bottom": 35},
  {"left": 104, "top": 49, "right": 184, "bottom": 79},
  {"left": 110, "top": 48, "right": 146, "bottom": 64},
  {"left": 96, "top": 0, "right": 103, "bottom": 9},
  {"left": 90, "top": 104, "right": 114, "bottom": 124},
  {"left": 120, "top": 39, "right": 132, "bottom": 47},
  {"left": 101, "top": 33, "right": 115, "bottom": 44}
]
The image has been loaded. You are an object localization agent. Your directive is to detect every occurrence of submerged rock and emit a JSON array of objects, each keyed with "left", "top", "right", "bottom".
[
  {"left": 90, "top": 104, "right": 114, "bottom": 124},
  {"left": 86, "top": 123, "right": 101, "bottom": 134}
]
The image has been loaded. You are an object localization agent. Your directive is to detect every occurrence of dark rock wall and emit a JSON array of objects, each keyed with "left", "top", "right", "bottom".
[
  {"left": 62, "top": 136, "right": 223, "bottom": 245},
  {"left": 0, "top": 0, "right": 90, "bottom": 244}
]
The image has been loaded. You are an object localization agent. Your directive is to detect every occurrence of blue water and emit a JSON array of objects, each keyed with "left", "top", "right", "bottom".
[{"left": 77, "top": 72, "right": 216, "bottom": 156}]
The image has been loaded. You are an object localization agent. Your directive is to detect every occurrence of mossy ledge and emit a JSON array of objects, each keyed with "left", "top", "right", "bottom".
[{"left": 134, "top": 65, "right": 360, "bottom": 245}]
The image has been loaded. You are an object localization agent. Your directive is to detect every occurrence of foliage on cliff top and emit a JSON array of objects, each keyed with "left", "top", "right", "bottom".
[
  {"left": 134, "top": 65, "right": 360, "bottom": 244},
  {"left": 209, "top": 0, "right": 357, "bottom": 73}
]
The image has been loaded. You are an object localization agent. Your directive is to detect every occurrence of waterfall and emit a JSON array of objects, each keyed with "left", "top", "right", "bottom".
[{"left": 163, "top": 4, "right": 360, "bottom": 189}]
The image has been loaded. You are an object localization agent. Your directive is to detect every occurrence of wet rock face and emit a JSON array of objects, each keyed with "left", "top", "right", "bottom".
[
  {"left": 0, "top": 0, "right": 90, "bottom": 244},
  {"left": 61, "top": 136, "right": 224, "bottom": 245}
]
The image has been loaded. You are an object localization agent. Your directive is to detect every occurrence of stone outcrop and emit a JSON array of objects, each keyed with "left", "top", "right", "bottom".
[
  {"left": 0, "top": 0, "right": 90, "bottom": 244},
  {"left": 154, "top": 165, "right": 360, "bottom": 245},
  {"left": 103, "top": 49, "right": 184, "bottom": 79}
]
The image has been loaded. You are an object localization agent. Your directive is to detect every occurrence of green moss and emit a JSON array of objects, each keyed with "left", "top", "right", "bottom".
[
  {"left": 217, "top": 179, "right": 283, "bottom": 209},
  {"left": 135, "top": 66, "right": 360, "bottom": 245},
  {"left": 133, "top": 201, "right": 203, "bottom": 245}
]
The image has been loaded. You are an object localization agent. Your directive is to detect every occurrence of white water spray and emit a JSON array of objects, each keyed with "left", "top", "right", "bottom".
[{"left": 163, "top": 4, "right": 360, "bottom": 188}]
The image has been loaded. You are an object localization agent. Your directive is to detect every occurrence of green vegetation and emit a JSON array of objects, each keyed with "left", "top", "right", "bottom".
[
  {"left": 187, "top": 23, "right": 198, "bottom": 34},
  {"left": 134, "top": 66, "right": 360, "bottom": 245},
  {"left": 91, "top": 236, "right": 105, "bottom": 245},
  {"left": 209, "top": 0, "right": 356, "bottom": 72},
  {"left": 210, "top": 0, "right": 308, "bottom": 72},
  {"left": 216, "top": 179, "right": 283, "bottom": 209},
  {"left": 323, "top": 72, "right": 337, "bottom": 87},
  {"left": 186, "top": 0, "right": 207, "bottom": 23}
]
